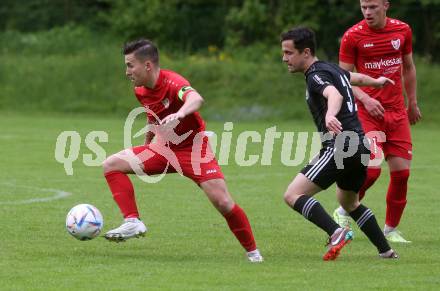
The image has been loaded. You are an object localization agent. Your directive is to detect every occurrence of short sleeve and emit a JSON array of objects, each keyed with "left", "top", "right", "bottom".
[
  {"left": 339, "top": 31, "right": 356, "bottom": 64},
  {"left": 168, "top": 72, "right": 196, "bottom": 102},
  {"left": 306, "top": 71, "right": 333, "bottom": 95},
  {"left": 402, "top": 25, "right": 413, "bottom": 55}
]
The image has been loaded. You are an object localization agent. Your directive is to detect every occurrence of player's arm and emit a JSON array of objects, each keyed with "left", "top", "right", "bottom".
[
  {"left": 402, "top": 53, "right": 422, "bottom": 124},
  {"left": 322, "top": 86, "right": 343, "bottom": 134},
  {"left": 349, "top": 72, "right": 395, "bottom": 87},
  {"left": 340, "top": 61, "right": 385, "bottom": 119},
  {"left": 160, "top": 91, "right": 204, "bottom": 124}
]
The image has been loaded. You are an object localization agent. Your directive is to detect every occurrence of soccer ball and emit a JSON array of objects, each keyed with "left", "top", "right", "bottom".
[{"left": 66, "top": 204, "right": 103, "bottom": 241}]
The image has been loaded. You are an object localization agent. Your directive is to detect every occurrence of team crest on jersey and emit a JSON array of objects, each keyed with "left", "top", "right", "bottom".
[
  {"left": 391, "top": 39, "right": 400, "bottom": 50},
  {"left": 161, "top": 98, "right": 170, "bottom": 109}
]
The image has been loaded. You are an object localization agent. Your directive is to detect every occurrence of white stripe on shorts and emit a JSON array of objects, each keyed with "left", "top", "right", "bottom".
[{"left": 305, "top": 147, "right": 334, "bottom": 181}]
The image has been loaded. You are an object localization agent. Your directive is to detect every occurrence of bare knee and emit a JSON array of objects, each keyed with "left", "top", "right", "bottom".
[
  {"left": 284, "top": 188, "right": 301, "bottom": 207},
  {"left": 336, "top": 187, "right": 360, "bottom": 213},
  {"left": 103, "top": 154, "right": 129, "bottom": 174},
  {"left": 212, "top": 193, "right": 234, "bottom": 214},
  {"left": 340, "top": 201, "right": 359, "bottom": 213},
  {"left": 200, "top": 179, "right": 235, "bottom": 214}
]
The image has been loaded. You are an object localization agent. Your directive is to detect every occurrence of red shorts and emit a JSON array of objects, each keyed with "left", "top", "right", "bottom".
[
  {"left": 358, "top": 108, "right": 412, "bottom": 161},
  {"left": 131, "top": 135, "right": 224, "bottom": 184}
]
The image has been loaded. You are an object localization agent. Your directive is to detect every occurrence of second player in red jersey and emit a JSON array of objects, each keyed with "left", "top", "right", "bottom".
[
  {"left": 334, "top": 0, "right": 422, "bottom": 244},
  {"left": 340, "top": 17, "right": 412, "bottom": 110}
]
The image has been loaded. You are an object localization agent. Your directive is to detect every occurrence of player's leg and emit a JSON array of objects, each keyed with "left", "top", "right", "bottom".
[
  {"left": 177, "top": 137, "right": 262, "bottom": 261},
  {"left": 284, "top": 173, "right": 333, "bottom": 233},
  {"left": 103, "top": 146, "right": 169, "bottom": 241},
  {"left": 384, "top": 156, "right": 411, "bottom": 243},
  {"left": 359, "top": 130, "right": 386, "bottom": 201},
  {"left": 199, "top": 178, "right": 263, "bottom": 262},
  {"left": 337, "top": 187, "right": 397, "bottom": 258},
  {"left": 287, "top": 147, "right": 342, "bottom": 236},
  {"left": 382, "top": 110, "right": 413, "bottom": 243},
  {"left": 284, "top": 173, "right": 353, "bottom": 261},
  {"left": 334, "top": 164, "right": 382, "bottom": 226},
  {"left": 103, "top": 148, "right": 144, "bottom": 219},
  {"left": 334, "top": 119, "right": 384, "bottom": 225}
]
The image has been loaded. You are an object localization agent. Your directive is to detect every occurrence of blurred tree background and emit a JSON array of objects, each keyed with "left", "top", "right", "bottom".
[
  {"left": 0, "top": 0, "right": 439, "bottom": 120},
  {"left": 1, "top": 0, "right": 439, "bottom": 60}
]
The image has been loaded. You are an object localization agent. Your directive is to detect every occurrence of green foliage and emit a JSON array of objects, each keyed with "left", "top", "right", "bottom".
[
  {"left": 224, "top": 0, "right": 323, "bottom": 49},
  {"left": 100, "top": 0, "right": 228, "bottom": 51},
  {"left": 0, "top": 26, "right": 108, "bottom": 55},
  {"left": 0, "top": 29, "right": 438, "bottom": 123},
  {"left": 0, "top": 0, "right": 108, "bottom": 31},
  {"left": 1, "top": 0, "right": 440, "bottom": 60},
  {"left": 225, "top": 0, "right": 270, "bottom": 47}
]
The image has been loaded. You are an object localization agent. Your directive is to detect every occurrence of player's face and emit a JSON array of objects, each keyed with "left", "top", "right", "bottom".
[
  {"left": 282, "top": 40, "right": 306, "bottom": 73},
  {"left": 124, "top": 53, "right": 149, "bottom": 87},
  {"left": 360, "top": 0, "right": 389, "bottom": 29}
]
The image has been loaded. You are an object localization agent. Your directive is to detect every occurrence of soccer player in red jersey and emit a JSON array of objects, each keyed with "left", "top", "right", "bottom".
[
  {"left": 102, "top": 39, "right": 263, "bottom": 262},
  {"left": 333, "top": 0, "right": 422, "bottom": 243}
]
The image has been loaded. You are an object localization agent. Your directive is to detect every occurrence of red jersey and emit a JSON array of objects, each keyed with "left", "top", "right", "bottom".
[
  {"left": 339, "top": 18, "right": 413, "bottom": 111},
  {"left": 134, "top": 69, "right": 205, "bottom": 148}
]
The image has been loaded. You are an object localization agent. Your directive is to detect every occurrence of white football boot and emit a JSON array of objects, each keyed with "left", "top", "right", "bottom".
[
  {"left": 105, "top": 218, "right": 147, "bottom": 242},
  {"left": 247, "top": 249, "right": 264, "bottom": 263}
]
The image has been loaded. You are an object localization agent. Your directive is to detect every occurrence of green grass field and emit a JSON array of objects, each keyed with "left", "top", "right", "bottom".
[{"left": 1, "top": 113, "right": 439, "bottom": 290}]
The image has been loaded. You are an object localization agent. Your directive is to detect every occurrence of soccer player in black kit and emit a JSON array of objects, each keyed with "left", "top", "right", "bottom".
[{"left": 280, "top": 27, "right": 398, "bottom": 260}]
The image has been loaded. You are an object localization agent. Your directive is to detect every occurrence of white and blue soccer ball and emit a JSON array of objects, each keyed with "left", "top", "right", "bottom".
[{"left": 66, "top": 204, "right": 103, "bottom": 241}]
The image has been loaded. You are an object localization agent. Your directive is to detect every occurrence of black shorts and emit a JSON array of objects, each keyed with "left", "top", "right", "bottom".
[{"left": 300, "top": 144, "right": 370, "bottom": 192}]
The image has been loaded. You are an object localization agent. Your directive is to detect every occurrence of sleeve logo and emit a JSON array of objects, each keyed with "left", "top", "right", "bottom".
[{"left": 312, "top": 74, "right": 324, "bottom": 85}]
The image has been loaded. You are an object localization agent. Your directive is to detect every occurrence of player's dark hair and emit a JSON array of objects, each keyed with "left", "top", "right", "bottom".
[
  {"left": 280, "top": 27, "right": 316, "bottom": 56},
  {"left": 123, "top": 39, "right": 159, "bottom": 65}
]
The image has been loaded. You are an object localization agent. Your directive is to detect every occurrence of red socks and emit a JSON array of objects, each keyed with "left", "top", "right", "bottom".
[
  {"left": 104, "top": 171, "right": 139, "bottom": 218},
  {"left": 386, "top": 169, "right": 410, "bottom": 227},
  {"left": 223, "top": 204, "right": 257, "bottom": 252},
  {"left": 359, "top": 168, "right": 381, "bottom": 200},
  {"left": 358, "top": 168, "right": 410, "bottom": 227}
]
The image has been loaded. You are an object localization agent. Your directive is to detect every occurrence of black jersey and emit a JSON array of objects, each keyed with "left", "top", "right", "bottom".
[{"left": 305, "top": 61, "right": 364, "bottom": 146}]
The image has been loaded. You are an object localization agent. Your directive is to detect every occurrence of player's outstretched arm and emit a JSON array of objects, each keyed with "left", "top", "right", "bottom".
[
  {"left": 323, "top": 86, "right": 343, "bottom": 134},
  {"left": 161, "top": 91, "right": 204, "bottom": 124},
  {"left": 340, "top": 62, "right": 385, "bottom": 119},
  {"left": 349, "top": 72, "right": 395, "bottom": 88}
]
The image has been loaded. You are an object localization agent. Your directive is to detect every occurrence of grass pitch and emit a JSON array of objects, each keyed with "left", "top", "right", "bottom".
[{"left": 0, "top": 113, "right": 439, "bottom": 290}]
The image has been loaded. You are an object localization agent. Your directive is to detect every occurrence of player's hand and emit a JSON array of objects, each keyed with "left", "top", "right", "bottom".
[
  {"left": 407, "top": 101, "right": 422, "bottom": 125},
  {"left": 374, "top": 76, "right": 395, "bottom": 87},
  {"left": 325, "top": 114, "right": 342, "bottom": 135},
  {"left": 363, "top": 96, "right": 385, "bottom": 119},
  {"left": 160, "top": 112, "right": 185, "bottom": 125}
]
